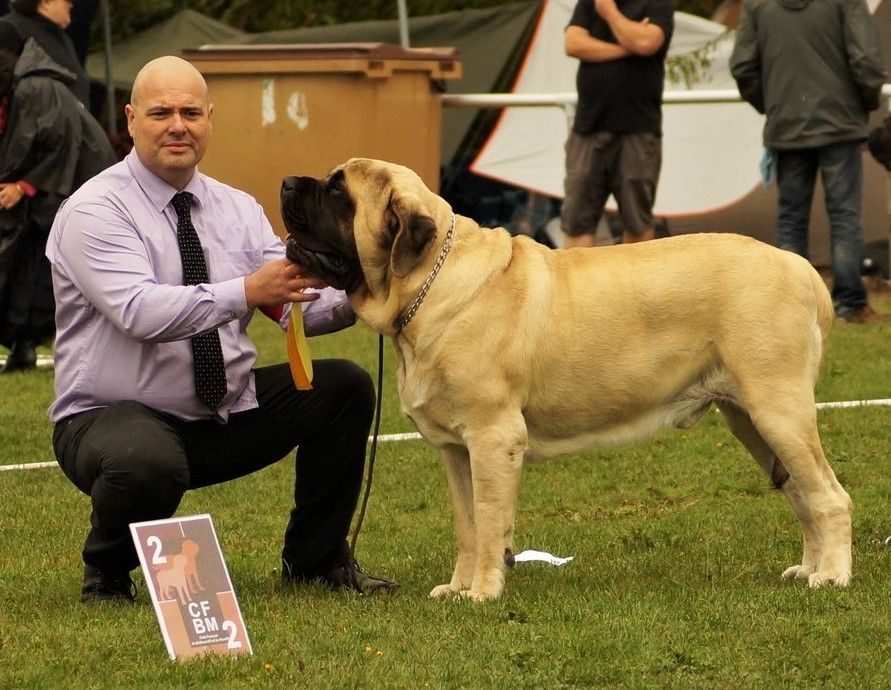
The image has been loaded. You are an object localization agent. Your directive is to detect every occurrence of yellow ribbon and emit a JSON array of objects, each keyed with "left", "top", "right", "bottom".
[{"left": 286, "top": 306, "right": 313, "bottom": 390}]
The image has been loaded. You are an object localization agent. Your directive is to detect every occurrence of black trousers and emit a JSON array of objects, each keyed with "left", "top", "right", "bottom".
[{"left": 53, "top": 361, "right": 375, "bottom": 575}]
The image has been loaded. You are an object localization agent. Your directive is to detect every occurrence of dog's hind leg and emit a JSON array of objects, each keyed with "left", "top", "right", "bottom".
[
  {"left": 717, "top": 402, "right": 819, "bottom": 578},
  {"left": 777, "top": 437, "right": 851, "bottom": 588},
  {"left": 736, "top": 396, "right": 851, "bottom": 587},
  {"left": 718, "top": 402, "right": 791, "bottom": 487},
  {"left": 430, "top": 446, "right": 477, "bottom": 599}
]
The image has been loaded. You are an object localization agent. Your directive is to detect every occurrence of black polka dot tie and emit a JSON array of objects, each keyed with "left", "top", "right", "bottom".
[{"left": 172, "top": 192, "right": 227, "bottom": 410}]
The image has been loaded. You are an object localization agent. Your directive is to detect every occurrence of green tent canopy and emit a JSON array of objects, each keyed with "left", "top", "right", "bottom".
[{"left": 85, "top": 2, "right": 540, "bottom": 166}]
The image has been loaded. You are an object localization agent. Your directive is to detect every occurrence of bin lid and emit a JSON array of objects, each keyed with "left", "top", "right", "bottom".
[{"left": 183, "top": 42, "right": 461, "bottom": 79}]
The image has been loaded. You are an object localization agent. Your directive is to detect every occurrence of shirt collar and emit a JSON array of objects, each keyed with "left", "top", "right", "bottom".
[{"left": 125, "top": 149, "right": 208, "bottom": 213}]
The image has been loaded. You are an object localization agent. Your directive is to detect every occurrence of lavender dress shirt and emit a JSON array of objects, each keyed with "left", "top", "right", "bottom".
[{"left": 46, "top": 150, "right": 356, "bottom": 422}]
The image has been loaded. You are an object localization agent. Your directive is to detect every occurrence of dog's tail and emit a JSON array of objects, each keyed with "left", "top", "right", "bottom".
[{"left": 807, "top": 262, "right": 834, "bottom": 381}]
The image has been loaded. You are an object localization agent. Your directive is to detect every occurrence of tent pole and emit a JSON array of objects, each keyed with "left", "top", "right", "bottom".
[
  {"left": 100, "top": 0, "right": 116, "bottom": 133},
  {"left": 396, "top": 0, "right": 410, "bottom": 48}
]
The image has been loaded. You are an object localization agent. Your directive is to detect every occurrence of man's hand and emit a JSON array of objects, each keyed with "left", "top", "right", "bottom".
[
  {"left": 596, "top": 0, "right": 651, "bottom": 26},
  {"left": 593, "top": 0, "right": 664, "bottom": 56},
  {"left": 244, "top": 257, "right": 327, "bottom": 308},
  {"left": 565, "top": 25, "right": 630, "bottom": 62},
  {"left": 594, "top": 0, "right": 620, "bottom": 22},
  {"left": 0, "top": 183, "right": 25, "bottom": 211}
]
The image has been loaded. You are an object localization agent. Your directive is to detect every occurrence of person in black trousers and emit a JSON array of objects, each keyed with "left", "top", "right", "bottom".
[{"left": 47, "top": 55, "right": 398, "bottom": 602}]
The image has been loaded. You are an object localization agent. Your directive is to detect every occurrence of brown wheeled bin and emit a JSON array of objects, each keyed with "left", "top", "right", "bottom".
[{"left": 183, "top": 43, "right": 461, "bottom": 238}]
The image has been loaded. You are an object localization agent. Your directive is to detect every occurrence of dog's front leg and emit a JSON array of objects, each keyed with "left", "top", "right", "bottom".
[
  {"left": 464, "top": 422, "right": 526, "bottom": 601},
  {"left": 430, "top": 446, "right": 476, "bottom": 599}
]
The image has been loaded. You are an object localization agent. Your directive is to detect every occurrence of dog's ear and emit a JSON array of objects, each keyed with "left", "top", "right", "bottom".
[{"left": 388, "top": 196, "right": 437, "bottom": 278}]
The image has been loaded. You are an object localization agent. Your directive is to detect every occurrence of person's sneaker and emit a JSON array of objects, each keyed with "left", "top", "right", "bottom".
[
  {"left": 281, "top": 556, "right": 399, "bottom": 596},
  {"left": 838, "top": 305, "right": 887, "bottom": 324},
  {"left": 81, "top": 564, "right": 137, "bottom": 603}
]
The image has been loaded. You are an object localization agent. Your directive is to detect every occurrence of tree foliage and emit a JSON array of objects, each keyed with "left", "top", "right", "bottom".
[{"left": 666, "top": 30, "right": 730, "bottom": 88}]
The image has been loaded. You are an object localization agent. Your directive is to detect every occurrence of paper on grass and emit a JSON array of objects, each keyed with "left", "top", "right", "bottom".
[{"left": 513, "top": 549, "right": 574, "bottom": 566}]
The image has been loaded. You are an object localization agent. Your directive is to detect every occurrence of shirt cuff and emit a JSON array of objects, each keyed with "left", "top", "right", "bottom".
[
  {"left": 303, "top": 288, "right": 356, "bottom": 336},
  {"left": 216, "top": 277, "right": 249, "bottom": 319}
]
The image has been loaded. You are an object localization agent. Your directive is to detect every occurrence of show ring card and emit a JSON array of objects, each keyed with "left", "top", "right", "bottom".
[{"left": 130, "top": 514, "right": 253, "bottom": 661}]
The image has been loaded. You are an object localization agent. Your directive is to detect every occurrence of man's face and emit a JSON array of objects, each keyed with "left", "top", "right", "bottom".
[
  {"left": 38, "top": 0, "right": 73, "bottom": 29},
  {"left": 125, "top": 73, "right": 213, "bottom": 189}
]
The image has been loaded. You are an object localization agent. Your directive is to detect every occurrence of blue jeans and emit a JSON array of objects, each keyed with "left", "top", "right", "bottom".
[{"left": 775, "top": 142, "right": 867, "bottom": 316}]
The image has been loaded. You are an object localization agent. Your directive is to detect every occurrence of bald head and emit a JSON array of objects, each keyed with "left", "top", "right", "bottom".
[
  {"left": 126, "top": 56, "right": 214, "bottom": 190},
  {"left": 130, "top": 56, "right": 209, "bottom": 108}
]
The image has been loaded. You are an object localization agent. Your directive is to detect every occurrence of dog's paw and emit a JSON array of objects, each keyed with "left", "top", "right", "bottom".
[
  {"left": 781, "top": 564, "right": 814, "bottom": 581},
  {"left": 807, "top": 570, "right": 851, "bottom": 588},
  {"left": 459, "top": 588, "right": 499, "bottom": 602},
  {"left": 429, "top": 584, "right": 460, "bottom": 599}
]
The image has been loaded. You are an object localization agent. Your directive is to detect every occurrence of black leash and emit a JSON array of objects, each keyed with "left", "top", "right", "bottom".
[{"left": 349, "top": 333, "right": 385, "bottom": 560}]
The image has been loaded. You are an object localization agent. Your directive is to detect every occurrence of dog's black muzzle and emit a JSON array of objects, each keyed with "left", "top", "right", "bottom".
[{"left": 281, "top": 176, "right": 360, "bottom": 292}]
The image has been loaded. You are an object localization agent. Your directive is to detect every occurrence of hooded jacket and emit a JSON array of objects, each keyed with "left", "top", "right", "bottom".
[
  {"left": 0, "top": 39, "right": 116, "bottom": 347},
  {"left": 0, "top": 38, "right": 115, "bottom": 230},
  {"left": 729, "top": 0, "right": 886, "bottom": 149},
  {"left": 0, "top": 9, "right": 90, "bottom": 107}
]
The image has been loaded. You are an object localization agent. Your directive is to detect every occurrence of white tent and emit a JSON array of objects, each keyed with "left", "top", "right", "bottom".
[
  {"left": 470, "top": 1, "right": 768, "bottom": 215},
  {"left": 466, "top": 0, "right": 890, "bottom": 267}
]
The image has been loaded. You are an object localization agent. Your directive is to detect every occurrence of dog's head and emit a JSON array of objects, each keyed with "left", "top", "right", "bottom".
[{"left": 281, "top": 158, "right": 448, "bottom": 302}]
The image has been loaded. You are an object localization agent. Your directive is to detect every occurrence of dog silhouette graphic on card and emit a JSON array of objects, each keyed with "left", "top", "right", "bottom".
[{"left": 154, "top": 539, "right": 205, "bottom": 604}]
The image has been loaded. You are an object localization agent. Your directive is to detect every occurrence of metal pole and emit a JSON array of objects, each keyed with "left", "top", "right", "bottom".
[
  {"left": 100, "top": 0, "right": 116, "bottom": 133},
  {"left": 396, "top": 0, "right": 410, "bottom": 48}
]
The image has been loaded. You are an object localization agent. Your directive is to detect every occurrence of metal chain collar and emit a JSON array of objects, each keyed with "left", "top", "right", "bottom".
[{"left": 395, "top": 213, "right": 456, "bottom": 333}]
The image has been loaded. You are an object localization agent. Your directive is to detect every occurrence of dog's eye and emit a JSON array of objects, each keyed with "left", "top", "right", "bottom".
[
  {"left": 327, "top": 171, "right": 346, "bottom": 197},
  {"left": 386, "top": 205, "right": 399, "bottom": 233}
]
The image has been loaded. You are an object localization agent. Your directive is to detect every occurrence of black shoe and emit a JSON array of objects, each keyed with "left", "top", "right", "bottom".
[
  {"left": 837, "top": 305, "right": 887, "bottom": 324},
  {"left": 282, "top": 556, "right": 399, "bottom": 596},
  {"left": 81, "top": 564, "right": 137, "bottom": 603},
  {"left": 1, "top": 340, "right": 37, "bottom": 373}
]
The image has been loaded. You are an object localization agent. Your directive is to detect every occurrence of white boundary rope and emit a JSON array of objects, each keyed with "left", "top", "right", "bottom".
[
  {"left": 2, "top": 397, "right": 888, "bottom": 474},
  {"left": 0, "top": 355, "right": 54, "bottom": 369},
  {"left": 815, "top": 398, "right": 891, "bottom": 410},
  {"left": 0, "top": 432, "right": 428, "bottom": 472},
  {"left": 2, "top": 461, "right": 57, "bottom": 471}
]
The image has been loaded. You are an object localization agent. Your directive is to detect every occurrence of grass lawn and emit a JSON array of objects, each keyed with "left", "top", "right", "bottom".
[{"left": 0, "top": 290, "right": 889, "bottom": 689}]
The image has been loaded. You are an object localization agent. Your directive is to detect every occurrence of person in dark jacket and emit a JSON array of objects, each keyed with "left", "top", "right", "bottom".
[
  {"left": 730, "top": 0, "right": 887, "bottom": 324},
  {"left": 0, "top": 39, "right": 116, "bottom": 371},
  {"left": 0, "top": 0, "right": 88, "bottom": 107}
]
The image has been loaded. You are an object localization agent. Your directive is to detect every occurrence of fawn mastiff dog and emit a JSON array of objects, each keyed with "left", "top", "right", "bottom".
[{"left": 281, "top": 158, "right": 852, "bottom": 601}]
